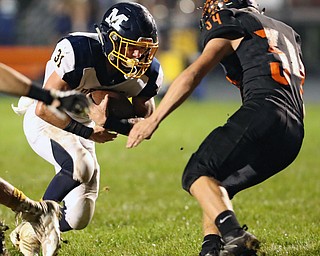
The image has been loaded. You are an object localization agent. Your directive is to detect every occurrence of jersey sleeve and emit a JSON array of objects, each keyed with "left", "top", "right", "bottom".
[
  {"left": 50, "top": 38, "right": 75, "bottom": 80},
  {"left": 200, "top": 9, "right": 245, "bottom": 49}
]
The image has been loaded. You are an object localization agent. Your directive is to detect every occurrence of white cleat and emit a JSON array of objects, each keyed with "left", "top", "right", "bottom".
[
  {"left": 11, "top": 200, "right": 61, "bottom": 256},
  {"left": 38, "top": 201, "right": 61, "bottom": 256},
  {"left": 10, "top": 221, "right": 41, "bottom": 256}
]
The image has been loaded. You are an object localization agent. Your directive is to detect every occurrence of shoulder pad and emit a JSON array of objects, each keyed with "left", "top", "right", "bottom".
[
  {"left": 139, "top": 57, "right": 163, "bottom": 97},
  {"left": 200, "top": 9, "right": 245, "bottom": 49},
  {"left": 51, "top": 38, "right": 75, "bottom": 78}
]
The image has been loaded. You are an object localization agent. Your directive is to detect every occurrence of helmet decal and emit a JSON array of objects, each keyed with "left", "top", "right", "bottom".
[{"left": 105, "top": 8, "right": 129, "bottom": 31}]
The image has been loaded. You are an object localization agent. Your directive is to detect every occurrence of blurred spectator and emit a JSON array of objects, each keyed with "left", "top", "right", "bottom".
[
  {"left": 68, "top": 0, "right": 90, "bottom": 31},
  {"left": 49, "top": 0, "right": 100, "bottom": 43},
  {"left": 0, "top": 0, "right": 319, "bottom": 77},
  {"left": 50, "top": 0, "right": 72, "bottom": 40},
  {"left": 0, "top": 0, "right": 18, "bottom": 45}
]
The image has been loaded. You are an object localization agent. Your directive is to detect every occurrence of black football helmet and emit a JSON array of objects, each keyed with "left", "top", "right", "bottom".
[
  {"left": 202, "top": 0, "right": 258, "bottom": 19},
  {"left": 95, "top": 2, "right": 158, "bottom": 79}
]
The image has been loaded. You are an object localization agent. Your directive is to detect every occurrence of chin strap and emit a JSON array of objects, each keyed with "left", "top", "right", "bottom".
[
  {"left": 94, "top": 24, "right": 105, "bottom": 50},
  {"left": 95, "top": 23, "right": 113, "bottom": 58}
]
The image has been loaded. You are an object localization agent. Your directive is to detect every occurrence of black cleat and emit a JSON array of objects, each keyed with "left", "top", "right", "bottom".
[
  {"left": 201, "top": 251, "right": 220, "bottom": 256},
  {"left": 199, "top": 235, "right": 223, "bottom": 256},
  {"left": 220, "top": 225, "right": 260, "bottom": 256}
]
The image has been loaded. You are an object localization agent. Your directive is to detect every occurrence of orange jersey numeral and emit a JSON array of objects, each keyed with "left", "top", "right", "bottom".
[{"left": 205, "top": 13, "right": 222, "bottom": 30}]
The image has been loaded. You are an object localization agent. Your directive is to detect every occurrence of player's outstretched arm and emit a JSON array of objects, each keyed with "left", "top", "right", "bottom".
[
  {"left": 0, "top": 63, "right": 31, "bottom": 96},
  {"left": 0, "top": 63, "right": 89, "bottom": 116},
  {"left": 50, "top": 89, "right": 90, "bottom": 116},
  {"left": 0, "top": 63, "right": 54, "bottom": 105},
  {"left": 126, "top": 38, "right": 235, "bottom": 148}
]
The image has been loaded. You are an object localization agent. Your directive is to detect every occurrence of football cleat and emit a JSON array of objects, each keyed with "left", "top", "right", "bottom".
[
  {"left": 10, "top": 221, "right": 41, "bottom": 256},
  {"left": 201, "top": 251, "right": 220, "bottom": 256},
  {"left": 199, "top": 234, "right": 224, "bottom": 256},
  {"left": 220, "top": 225, "right": 260, "bottom": 256},
  {"left": 38, "top": 201, "right": 61, "bottom": 256},
  {"left": 12, "top": 200, "right": 61, "bottom": 256}
]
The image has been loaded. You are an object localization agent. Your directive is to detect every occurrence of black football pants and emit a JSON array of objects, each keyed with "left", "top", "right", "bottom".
[{"left": 182, "top": 99, "right": 304, "bottom": 198}]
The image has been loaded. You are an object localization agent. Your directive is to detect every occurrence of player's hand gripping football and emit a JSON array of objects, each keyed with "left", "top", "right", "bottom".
[
  {"left": 87, "top": 93, "right": 109, "bottom": 126},
  {"left": 50, "top": 89, "right": 90, "bottom": 116},
  {"left": 87, "top": 93, "right": 118, "bottom": 143}
]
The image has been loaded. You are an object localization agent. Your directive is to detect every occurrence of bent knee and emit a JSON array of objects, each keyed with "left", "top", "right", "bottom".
[
  {"left": 67, "top": 198, "right": 95, "bottom": 230},
  {"left": 73, "top": 150, "right": 95, "bottom": 183}
]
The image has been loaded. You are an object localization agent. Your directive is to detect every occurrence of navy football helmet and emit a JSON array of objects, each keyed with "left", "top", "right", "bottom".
[{"left": 95, "top": 2, "right": 158, "bottom": 79}]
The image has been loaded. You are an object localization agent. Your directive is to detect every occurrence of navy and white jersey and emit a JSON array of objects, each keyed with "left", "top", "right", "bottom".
[
  {"left": 200, "top": 8, "right": 305, "bottom": 120},
  {"left": 46, "top": 32, "right": 163, "bottom": 98}
]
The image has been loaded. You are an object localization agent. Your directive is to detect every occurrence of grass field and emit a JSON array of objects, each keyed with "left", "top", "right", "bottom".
[{"left": 0, "top": 97, "right": 319, "bottom": 256}]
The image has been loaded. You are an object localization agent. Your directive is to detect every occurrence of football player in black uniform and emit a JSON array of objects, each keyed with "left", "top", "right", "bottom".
[
  {"left": 15, "top": 2, "right": 163, "bottom": 253},
  {"left": 127, "top": 0, "right": 305, "bottom": 255}
]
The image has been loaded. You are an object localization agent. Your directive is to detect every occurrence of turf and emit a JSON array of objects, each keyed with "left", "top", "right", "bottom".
[{"left": 0, "top": 97, "right": 319, "bottom": 255}]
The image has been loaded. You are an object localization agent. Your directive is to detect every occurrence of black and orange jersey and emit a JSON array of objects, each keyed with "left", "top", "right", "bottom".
[{"left": 200, "top": 9, "right": 305, "bottom": 119}]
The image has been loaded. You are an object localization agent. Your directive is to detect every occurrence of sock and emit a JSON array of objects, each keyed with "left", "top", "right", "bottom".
[
  {"left": 44, "top": 139, "right": 81, "bottom": 202},
  {"left": 215, "top": 210, "right": 241, "bottom": 240},
  {"left": 59, "top": 203, "right": 73, "bottom": 232},
  {"left": 43, "top": 169, "right": 81, "bottom": 202},
  {"left": 200, "top": 234, "right": 222, "bottom": 255}
]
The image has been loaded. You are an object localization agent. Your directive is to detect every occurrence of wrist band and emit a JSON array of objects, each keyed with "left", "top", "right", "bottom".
[
  {"left": 64, "top": 119, "right": 93, "bottom": 139},
  {"left": 103, "top": 116, "right": 133, "bottom": 135},
  {"left": 27, "top": 84, "right": 53, "bottom": 105}
]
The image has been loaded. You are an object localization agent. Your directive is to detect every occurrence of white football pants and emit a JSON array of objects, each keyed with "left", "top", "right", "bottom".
[{"left": 22, "top": 101, "right": 100, "bottom": 230}]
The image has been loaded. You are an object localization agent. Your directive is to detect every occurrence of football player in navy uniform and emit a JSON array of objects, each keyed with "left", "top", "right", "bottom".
[
  {"left": 15, "top": 1, "right": 163, "bottom": 251},
  {"left": 127, "top": 0, "right": 305, "bottom": 255},
  {"left": 0, "top": 63, "right": 90, "bottom": 256}
]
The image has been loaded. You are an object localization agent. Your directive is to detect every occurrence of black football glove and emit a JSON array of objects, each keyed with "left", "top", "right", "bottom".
[{"left": 51, "top": 90, "right": 90, "bottom": 116}]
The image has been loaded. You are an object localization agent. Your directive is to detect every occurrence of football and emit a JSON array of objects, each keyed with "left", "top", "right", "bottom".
[{"left": 89, "top": 90, "right": 135, "bottom": 119}]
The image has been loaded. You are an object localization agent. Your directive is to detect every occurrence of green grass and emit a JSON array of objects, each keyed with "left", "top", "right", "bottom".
[{"left": 0, "top": 97, "right": 319, "bottom": 255}]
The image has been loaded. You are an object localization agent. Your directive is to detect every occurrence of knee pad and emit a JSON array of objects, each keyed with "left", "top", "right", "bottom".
[
  {"left": 73, "top": 149, "right": 95, "bottom": 183},
  {"left": 64, "top": 198, "right": 95, "bottom": 230}
]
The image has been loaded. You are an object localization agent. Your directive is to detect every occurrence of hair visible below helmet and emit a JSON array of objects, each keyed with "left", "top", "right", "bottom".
[
  {"left": 202, "top": 0, "right": 258, "bottom": 22},
  {"left": 95, "top": 2, "right": 158, "bottom": 79}
]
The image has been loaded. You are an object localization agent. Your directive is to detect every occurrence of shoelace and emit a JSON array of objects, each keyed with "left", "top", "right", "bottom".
[{"left": 242, "top": 224, "right": 248, "bottom": 231}]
